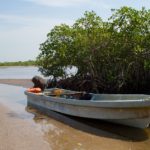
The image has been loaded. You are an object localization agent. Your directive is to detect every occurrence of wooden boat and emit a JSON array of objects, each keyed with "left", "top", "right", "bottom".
[{"left": 24, "top": 88, "right": 150, "bottom": 128}]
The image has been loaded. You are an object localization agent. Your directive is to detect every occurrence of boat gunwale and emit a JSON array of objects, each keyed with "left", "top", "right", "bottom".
[{"left": 24, "top": 91, "right": 150, "bottom": 108}]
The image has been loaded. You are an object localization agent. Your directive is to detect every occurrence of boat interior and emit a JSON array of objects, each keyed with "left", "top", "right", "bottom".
[{"left": 43, "top": 88, "right": 150, "bottom": 101}]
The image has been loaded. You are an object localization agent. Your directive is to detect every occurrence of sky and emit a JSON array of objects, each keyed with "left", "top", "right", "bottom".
[{"left": 0, "top": 0, "right": 150, "bottom": 62}]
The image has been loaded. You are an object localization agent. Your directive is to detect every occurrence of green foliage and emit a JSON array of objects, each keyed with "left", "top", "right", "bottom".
[
  {"left": 37, "top": 7, "right": 150, "bottom": 93},
  {"left": 0, "top": 60, "right": 36, "bottom": 66},
  {"left": 108, "top": 7, "right": 150, "bottom": 91}
]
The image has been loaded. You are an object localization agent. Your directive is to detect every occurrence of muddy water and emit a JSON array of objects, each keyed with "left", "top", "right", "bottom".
[{"left": 0, "top": 84, "right": 150, "bottom": 150}]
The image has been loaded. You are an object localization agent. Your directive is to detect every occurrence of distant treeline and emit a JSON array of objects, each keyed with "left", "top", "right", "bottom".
[{"left": 0, "top": 60, "right": 36, "bottom": 66}]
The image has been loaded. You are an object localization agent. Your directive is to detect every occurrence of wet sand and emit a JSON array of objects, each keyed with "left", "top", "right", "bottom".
[
  {"left": 0, "top": 79, "right": 150, "bottom": 150},
  {"left": 0, "top": 104, "right": 51, "bottom": 150},
  {"left": 0, "top": 79, "right": 33, "bottom": 88}
]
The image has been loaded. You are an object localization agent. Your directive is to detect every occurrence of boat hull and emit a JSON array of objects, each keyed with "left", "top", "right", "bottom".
[{"left": 25, "top": 91, "right": 150, "bottom": 128}]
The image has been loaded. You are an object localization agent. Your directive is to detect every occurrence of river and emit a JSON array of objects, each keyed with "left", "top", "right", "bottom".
[{"left": 0, "top": 66, "right": 42, "bottom": 79}]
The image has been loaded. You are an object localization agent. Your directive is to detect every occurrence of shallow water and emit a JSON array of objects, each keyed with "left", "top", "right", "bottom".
[
  {"left": 0, "top": 84, "right": 150, "bottom": 150},
  {"left": 0, "top": 66, "right": 42, "bottom": 79},
  {"left": 0, "top": 66, "right": 76, "bottom": 79}
]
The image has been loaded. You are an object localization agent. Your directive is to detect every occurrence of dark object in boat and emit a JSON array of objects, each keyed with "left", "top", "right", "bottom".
[
  {"left": 79, "top": 93, "right": 92, "bottom": 100},
  {"left": 32, "top": 76, "right": 47, "bottom": 91},
  {"left": 64, "top": 92, "right": 92, "bottom": 100}
]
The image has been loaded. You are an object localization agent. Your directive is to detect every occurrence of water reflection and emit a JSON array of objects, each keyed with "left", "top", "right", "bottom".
[
  {"left": 1, "top": 84, "right": 150, "bottom": 150},
  {"left": 26, "top": 105, "right": 149, "bottom": 142}
]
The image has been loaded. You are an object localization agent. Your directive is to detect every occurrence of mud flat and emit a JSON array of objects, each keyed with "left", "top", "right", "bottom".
[
  {"left": 0, "top": 104, "right": 51, "bottom": 150},
  {"left": 0, "top": 79, "right": 33, "bottom": 88}
]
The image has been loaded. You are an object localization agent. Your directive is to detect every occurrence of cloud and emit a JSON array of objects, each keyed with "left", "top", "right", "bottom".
[
  {"left": 0, "top": 14, "right": 73, "bottom": 27},
  {"left": 0, "top": 14, "right": 74, "bottom": 61},
  {"left": 0, "top": 25, "right": 48, "bottom": 61},
  {"left": 23, "top": 0, "right": 112, "bottom": 12},
  {"left": 0, "top": 21, "right": 50, "bottom": 61},
  {"left": 24, "top": 0, "right": 89, "bottom": 7}
]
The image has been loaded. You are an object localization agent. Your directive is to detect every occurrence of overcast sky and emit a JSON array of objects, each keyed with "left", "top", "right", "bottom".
[{"left": 0, "top": 0, "right": 149, "bottom": 62}]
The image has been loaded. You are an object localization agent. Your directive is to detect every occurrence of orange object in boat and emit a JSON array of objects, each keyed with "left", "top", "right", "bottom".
[{"left": 27, "top": 88, "right": 42, "bottom": 93}]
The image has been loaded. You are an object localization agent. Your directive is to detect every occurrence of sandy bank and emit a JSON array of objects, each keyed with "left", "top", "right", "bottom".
[
  {"left": 0, "top": 104, "right": 51, "bottom": 150},
  {"left": 0, "top": 79, "right": 33, "bottom": 88}
]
